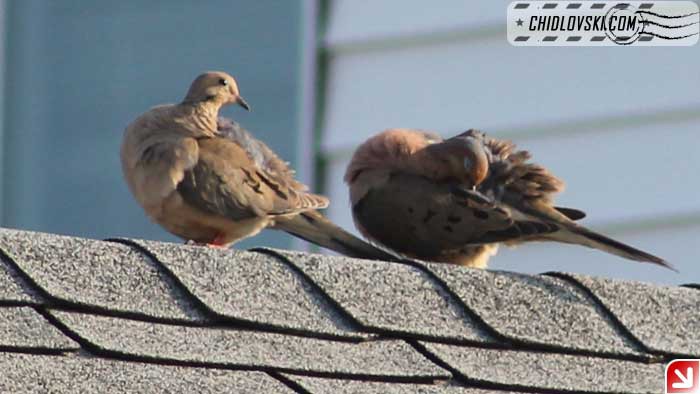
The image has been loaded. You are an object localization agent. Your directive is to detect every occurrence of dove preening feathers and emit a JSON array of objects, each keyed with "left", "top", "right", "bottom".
[
  {"left": 345, "top": 128, "right": 672, "bottom": 270},
  {"left": 121, "top": 71, "right": 398, "bottom": 261}
]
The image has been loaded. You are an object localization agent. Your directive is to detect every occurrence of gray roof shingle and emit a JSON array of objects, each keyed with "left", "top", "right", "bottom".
[
  {"left": 0, "top": 230, "right": 199, "bottom": 321},
  {"left": 49, "top": 310, "right": 446, "bottom": 379},
  {"left": 422, "top": 342, "right": 664, "bottom": 393},
  {"left": 0, "top": 306, "right": 77, "bottom": 350},
  {"left": 276, "top": 250, "right": 494, "bottom": 343},
  {"left": 1, "top": 352, "right": 293, "bottom": 393},
  {"left": 135, "top": 240, "right": 367, "bottom": 339},
  {"left": 555, "top": 272, "right": 700, "bottom": 356},
  {"left": 427, "top": 265, "right": 647, "bottom": 357},
  {"left": 0, "top": 261, "right": 36, "bottom": 303},
  {"left": 0, "top": 227, "right": 696, "bottom": 393},
  {"left": 286, "top": 375, "right": 528, "bottom": 393}
]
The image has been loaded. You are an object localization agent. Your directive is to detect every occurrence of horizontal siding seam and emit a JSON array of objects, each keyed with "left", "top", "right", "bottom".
[
  {"left": 320, "top": 105, "right": 700, "bottom": 154},
  {"left": 325, "top": 24, "right": 502, "bottom": 55}
]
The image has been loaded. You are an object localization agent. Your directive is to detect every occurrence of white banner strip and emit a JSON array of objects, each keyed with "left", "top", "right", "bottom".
[{"left": 508, "top": 1, "right": 699, "bottom": 46}]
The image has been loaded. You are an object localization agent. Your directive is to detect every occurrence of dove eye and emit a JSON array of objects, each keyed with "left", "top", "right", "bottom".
[
  {"left": 219, "top": 78, "right": 228, "bottom": 86},
  {"left": 463, "top": 156, "right": 472, "bottom": 169}
]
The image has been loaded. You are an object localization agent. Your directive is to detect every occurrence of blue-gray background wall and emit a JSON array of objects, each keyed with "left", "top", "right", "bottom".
[{"left": 1, "top": 0, "right": 310, "bottom": 250}]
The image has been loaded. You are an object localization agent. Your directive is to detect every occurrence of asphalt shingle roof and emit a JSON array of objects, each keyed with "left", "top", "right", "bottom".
[
  {"left": 1, "top": 352, "right": 292, "bottom": 393},
  {"left": 0, "top": 227, "right": 697, "bottom": 393}
]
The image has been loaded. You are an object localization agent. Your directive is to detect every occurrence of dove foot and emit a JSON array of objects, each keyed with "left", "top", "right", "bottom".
[
  {"left": 209, "top": 233, "right": 229, "bottom": 248},
  {"left": 184, "top": 237, "right": 228, "bottom": 249}
]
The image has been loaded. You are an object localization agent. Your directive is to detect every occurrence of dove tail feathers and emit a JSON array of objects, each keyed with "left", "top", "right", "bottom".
[
  {"left": 274, "top": 211, "right": 401, "bottom": 262},
  {"left": 547, "top": 225, "right": 675, "bottom": 271}
]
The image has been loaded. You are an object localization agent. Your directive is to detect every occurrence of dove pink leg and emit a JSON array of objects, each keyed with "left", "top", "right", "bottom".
[
  {"left": 208, "top": 233, "right": 228, "bottom": 248},
  {"left": 184, "top": 234, "right": 227, "bottom": 248}
]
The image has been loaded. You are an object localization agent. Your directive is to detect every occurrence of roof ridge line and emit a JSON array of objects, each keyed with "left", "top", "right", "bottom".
[
  {"left": 103, "top": 239, "right": 369, "bottom": 343},
  {"left": 2, "top": 236, "right": 371, "bottom": 343}
]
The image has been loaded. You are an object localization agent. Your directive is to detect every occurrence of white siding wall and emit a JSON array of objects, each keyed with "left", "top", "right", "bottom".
[{"left": 320, "top": 0, "right": 700, "bottom": 285}]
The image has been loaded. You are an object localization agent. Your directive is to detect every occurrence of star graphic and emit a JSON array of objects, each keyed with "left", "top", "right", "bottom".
[{"left": 516, "top": 18, "right": 524, "bottom": 27}]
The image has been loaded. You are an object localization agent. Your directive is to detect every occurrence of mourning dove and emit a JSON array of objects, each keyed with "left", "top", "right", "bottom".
[
  {"left": 345, "top": 128, "right": 672, "bottom": 270},
  {"left": 121, "top": 71, "right": 398, "bottom": 261}
]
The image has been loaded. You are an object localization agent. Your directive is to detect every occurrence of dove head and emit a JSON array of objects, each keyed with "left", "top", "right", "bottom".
[
  {"left": 442, "top": 136, "right": 490, "bottom": 188},
  {"left": 183, "top": 71, "right": 250, "bottom": 111}
]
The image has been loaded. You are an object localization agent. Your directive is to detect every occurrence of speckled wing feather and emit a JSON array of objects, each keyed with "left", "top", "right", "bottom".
[
  {"left": 177, "top": 118, "right": 328, "bottom": 221},
  {"left": 352, "top": 172, "right": 558, "bottom": 261},
  {"left": 216, "top": 117, "right": 310, "bottom": 193}
]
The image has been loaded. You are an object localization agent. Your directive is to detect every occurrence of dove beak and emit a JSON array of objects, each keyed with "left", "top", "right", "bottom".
[{"left": 236, "top": 95, "right": 251, "bottom": 111}]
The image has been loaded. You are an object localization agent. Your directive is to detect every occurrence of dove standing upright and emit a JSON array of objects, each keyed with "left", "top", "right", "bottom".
[
  {"left": 345, "top": 128, "right": 672, "bottom": 269},
  {"left": 121, "top": 71, "right": 398, "bottom": 261}
]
